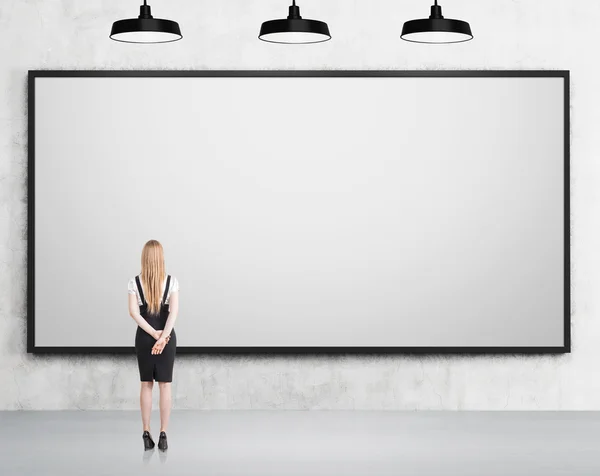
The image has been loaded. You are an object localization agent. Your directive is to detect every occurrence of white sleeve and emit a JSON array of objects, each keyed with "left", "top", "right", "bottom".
[
  {"left": 127, "top": 278, "right": 137, "bottom": 294},
  {"left": 171, "top": 276, "right": 180, "bottom": 293}
]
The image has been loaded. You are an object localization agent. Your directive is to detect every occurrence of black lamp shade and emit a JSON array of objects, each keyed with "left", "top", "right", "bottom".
[
  {"left": 401, "top": 3, "right": 472, "bottom": 44},
  {"left": 259, "top": 2, "right": 331, "bottom": 44},
  {"left": 259, "top": 19, "right": 330, "bottom": 44},
  {"left": 110, "top": 3, "right": 182, "bottom": 44}
]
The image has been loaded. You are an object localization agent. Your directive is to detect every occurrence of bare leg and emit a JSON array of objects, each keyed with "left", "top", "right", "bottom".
[
  {"left": 158, "top": 382, "right": 172, "bottom": 432},
  {"left": 140, "top": 381, "right": 154, "bottom": 431}
]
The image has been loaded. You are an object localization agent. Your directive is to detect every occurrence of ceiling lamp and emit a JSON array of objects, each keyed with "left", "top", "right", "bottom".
[
  {"left": 401, "top": 1, "right": 473, "bottom": 44},
  {"left": 259, "top": 1, "right": 331, "bottom": 44},
  {"left": 110, "top": 1, "right": 182, "bottom": 44}
]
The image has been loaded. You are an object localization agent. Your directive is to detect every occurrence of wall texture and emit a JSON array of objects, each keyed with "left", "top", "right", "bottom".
[{"left": 0, "top": 0, "right": 593, "bottom": 410}]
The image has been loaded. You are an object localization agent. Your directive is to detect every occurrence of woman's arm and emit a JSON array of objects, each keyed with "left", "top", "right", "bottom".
[
  {"left": 161, "top": 291, "right": 179, "bottom": 338},
  {"left": 129, "top": 293, "right": 160, "bottom": 339},
  {"left": 152, "top": 291, "right": 179, "bottom": 354}
]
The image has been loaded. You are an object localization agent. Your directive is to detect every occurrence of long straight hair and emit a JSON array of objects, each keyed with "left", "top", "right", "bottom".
[{"left": 140, "top": 240, "right": 166, "bottom": 316}]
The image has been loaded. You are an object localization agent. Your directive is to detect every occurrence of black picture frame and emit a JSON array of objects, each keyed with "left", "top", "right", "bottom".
[{"left": 27, "top": 70, "right": 571, "bottom": 355}]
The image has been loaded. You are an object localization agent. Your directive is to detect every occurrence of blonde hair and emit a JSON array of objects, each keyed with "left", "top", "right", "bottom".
[{"left": 140, "top": 240, "right": 166, "bottom": 316}]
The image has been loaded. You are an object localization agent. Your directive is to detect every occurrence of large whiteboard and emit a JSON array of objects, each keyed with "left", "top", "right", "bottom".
[{"left": 28, "top": 71, "right": 569, "bottom": 352}]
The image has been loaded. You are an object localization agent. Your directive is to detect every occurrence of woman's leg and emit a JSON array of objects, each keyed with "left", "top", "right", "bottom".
[
  {"left": 140, "top": 381, "right": 154, "bottom": 431},
  {"left": 158, "top": 382, "right": 172, "bottom": 432}
]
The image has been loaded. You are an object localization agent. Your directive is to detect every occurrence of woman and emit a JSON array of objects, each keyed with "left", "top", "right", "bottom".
[{"left": 128, "top": 240, "right": 180, "bottom": 451}]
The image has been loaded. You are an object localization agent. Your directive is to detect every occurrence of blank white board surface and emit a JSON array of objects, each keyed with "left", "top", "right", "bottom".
[{"left": 30, "top": 72, "right": 568, "bottom": 351}]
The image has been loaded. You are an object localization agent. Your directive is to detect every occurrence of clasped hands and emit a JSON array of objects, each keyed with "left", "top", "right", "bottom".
[{"left": 152, "top": 329, "right": 171, "bottom": 355}]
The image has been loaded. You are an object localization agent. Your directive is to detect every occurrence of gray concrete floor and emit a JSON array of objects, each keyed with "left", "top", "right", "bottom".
[{"left": 1, "top": 411, "right": 599, "bottom": 475}]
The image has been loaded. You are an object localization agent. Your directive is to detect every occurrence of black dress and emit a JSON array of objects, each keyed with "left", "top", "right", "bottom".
[{"left": 134, "top": 275, "right": 177, "bottom": 382}]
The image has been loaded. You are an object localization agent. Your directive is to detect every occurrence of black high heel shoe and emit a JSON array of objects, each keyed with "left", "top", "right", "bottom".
[
  {"left": 158, "top": 431, "right": 168, "bottom": 451},
  {"left": 142, "top": 431, "right": 155, "bottom": 450}
]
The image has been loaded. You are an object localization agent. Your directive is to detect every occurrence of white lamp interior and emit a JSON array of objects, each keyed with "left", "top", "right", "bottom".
[
  {"left": 259, "top": 31, "right": 330, "bottom": 44},
  {"left": 110, "top": 30, "right": 181, "bottom": 43},
  {"left": 402, "top": 30, "right": 472, "bottom": 44}
]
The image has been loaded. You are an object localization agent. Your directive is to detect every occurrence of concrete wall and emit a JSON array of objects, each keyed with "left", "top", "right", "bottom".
[{"left": 0, "top": 0, "right": 594, "bottom": 410}]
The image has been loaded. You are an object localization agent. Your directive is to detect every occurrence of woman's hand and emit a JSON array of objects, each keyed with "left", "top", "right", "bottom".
[
  {"left": 153, "top": 330, "right": 171, "bottom": 344},
  {"left": 152, "top": 337, "right": 167, "bottom": 355}
]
